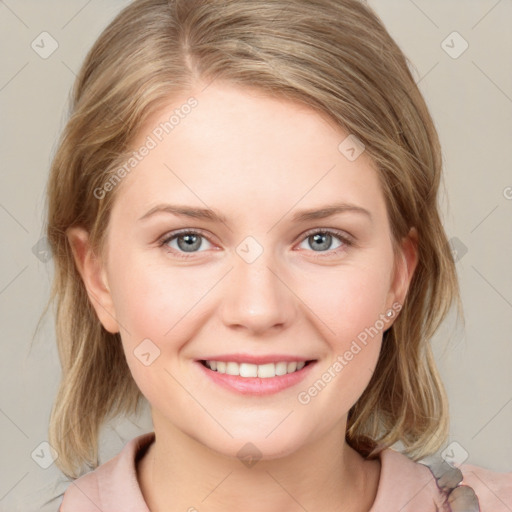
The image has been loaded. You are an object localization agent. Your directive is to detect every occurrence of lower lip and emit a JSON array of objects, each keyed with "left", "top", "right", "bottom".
[{"left": 195, "top": 360, "right": 317, "bottom": 395}]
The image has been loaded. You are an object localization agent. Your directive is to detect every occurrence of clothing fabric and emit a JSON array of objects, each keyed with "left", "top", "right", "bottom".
[{"left": 59, "top": 432, "right": 512, "bottom": 511}]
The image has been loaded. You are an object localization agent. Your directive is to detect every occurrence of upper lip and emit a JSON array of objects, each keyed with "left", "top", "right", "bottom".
[{"left": 197, "top": 353, "right": 316, "bottom": 365}]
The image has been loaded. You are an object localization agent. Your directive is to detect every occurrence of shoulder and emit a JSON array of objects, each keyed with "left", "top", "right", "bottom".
[
  {"left": 373, "top": 447, "right": 512, "bottom": 512},
  {"left": 59, "top": 432, "right": 155, "bottom": 512},
  {"left": 458, "top": 461, "right": 512, "bottom": 511},
  {"left": 370, "top": 447, "right": 450, "bottom": 511}
]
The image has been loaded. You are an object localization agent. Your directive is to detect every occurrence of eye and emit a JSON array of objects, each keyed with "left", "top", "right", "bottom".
[
  {"left": 159, "top": 229, "right": 213, "bottom": 258},
  {"left": 297, "top": 228, "right": 354, "bottom": 258},
  {"left": 158, "top": 228, "right": 354, "bottom": 259}
]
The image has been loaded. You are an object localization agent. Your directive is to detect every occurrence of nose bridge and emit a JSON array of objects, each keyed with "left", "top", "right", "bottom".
[{"left": 220, "top": 235, "right": 294, "bottom": 333}]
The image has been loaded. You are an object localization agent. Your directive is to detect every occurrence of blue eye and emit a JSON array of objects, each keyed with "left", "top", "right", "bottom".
[
  {"left": 159, "top": 228, "right": 354, "bottom": 260},
  {"left": 160, "top": 229, "right": 213, "bottom": 256},
  {"left": 298, "top": 228, "right": 354, "bottom": 258}
]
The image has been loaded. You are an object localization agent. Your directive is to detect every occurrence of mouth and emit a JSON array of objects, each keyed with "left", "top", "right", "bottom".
[
  {"left": 195, "top": 358, "right": 318, "bottom": 395},
  {"left": 199, "top": 359, "right": 316, "bottom": 378}
]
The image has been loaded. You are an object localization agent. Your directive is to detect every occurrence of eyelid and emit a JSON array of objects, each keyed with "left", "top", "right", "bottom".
[
  {"left": 158, "top": 228, "right": 215, "bottom": 249},
  {"left": 299, "top": 226, "right": 355, "bottom": 245}
]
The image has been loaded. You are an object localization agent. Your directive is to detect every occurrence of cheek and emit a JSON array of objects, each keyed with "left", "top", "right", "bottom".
[
  {"left": 300, "top": 263, "right": 392, "bottom": 410},
  {"left": 108, "top": 254, "right": 214, "bottom": 369},
  {"left": 108, "top": 251, "right": 200, "bottom": 335},
  {"left": 108, "top": 258, "right": 197, "bottom": 403},
  {"left": 302, "top": 263, "right": 392, "bottom": 344}
]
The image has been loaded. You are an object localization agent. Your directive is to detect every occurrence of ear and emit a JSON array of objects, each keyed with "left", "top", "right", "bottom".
[
  {"left": 386, "top": 226, "right": 419, "bottom": 312},
  {"left": 66, "top": 227, "right": 120, "bottom": 334}
]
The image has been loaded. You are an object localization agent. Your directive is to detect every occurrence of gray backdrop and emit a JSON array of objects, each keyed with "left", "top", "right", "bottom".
[{"left": 1, "top": 0, "right": 511, "bottom": 510}]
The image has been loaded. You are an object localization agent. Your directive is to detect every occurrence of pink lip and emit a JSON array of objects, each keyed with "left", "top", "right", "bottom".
[
  {"left": 197, "top": 353, "right": 313, "bottom": 365},
  {"left": 195, "top": 359, "right": 317, "bottom": 395}
]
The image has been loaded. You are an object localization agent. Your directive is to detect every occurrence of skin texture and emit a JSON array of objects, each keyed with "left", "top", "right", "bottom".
[{"left": 68, "top": 81, "right": 418, "bottom": 512}]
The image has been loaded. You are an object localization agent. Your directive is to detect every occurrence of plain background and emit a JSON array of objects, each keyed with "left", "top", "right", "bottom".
[{"left": 0, "top": 0, "right": 511, "bottom": 509}]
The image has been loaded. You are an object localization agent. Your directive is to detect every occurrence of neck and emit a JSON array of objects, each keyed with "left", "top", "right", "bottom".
[{"left": 137, "top": 414, "right": 381, "bottom": 512}]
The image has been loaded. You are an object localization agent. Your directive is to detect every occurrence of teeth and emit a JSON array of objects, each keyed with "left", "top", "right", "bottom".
[
  {"left": 204, "top": 360, "right": 308, "bottom": 378},
  {"left": 239, "top": 363, "right": 258, "bottom": 378},
  {"left": 275, "top": 362, "right": 288, "bottom": 376},
  {"left": 258, "top": 363, "right": 275, "bottom": 378}
]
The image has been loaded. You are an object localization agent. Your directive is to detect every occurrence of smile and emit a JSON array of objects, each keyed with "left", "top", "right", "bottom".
[
  {"left": 201, "top": 360, "right": 312, "bottom": 378},
  {"left": 196, "top": 359, "right": 317, "bottom": 395}
]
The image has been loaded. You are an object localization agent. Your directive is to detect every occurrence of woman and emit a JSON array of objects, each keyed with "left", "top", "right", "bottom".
[{"left": 44, "top": 0, "right": 511, "bottom": 510}]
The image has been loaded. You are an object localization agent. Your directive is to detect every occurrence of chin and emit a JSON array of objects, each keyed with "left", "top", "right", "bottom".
[{"left": 200, "top": 426, "right": 311, "bottom": 463}]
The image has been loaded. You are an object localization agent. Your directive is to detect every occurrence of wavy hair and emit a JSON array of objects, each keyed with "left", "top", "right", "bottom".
[{"left": 42, "top": 0, "right": 464, "bottom": 478}]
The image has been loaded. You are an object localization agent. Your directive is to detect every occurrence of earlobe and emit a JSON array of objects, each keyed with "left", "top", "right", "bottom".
[{"left": 66, "top": 227, "right": 120, "bottom": 334}]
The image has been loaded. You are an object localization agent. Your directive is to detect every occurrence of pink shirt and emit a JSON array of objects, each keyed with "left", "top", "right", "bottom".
[{"left": 59, "top": 432, "right": 512, "bottom": 511}]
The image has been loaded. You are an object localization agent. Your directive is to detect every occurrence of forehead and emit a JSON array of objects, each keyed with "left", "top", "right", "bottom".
[{"left": 110, "top": 82, "right": 387, "bottom": 226}]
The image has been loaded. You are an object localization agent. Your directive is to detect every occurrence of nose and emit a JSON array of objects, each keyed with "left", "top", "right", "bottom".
[{"left": 218, "top": 247, "right": 296, "bottom": 335}]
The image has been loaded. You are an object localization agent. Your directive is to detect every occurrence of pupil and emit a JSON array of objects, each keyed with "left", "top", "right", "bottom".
[
  {"left": 311, "top": 233, "right": 331, "bottom": 251},
  {"left": 178, "top": 234, "right": 201, "bottom": 252}
]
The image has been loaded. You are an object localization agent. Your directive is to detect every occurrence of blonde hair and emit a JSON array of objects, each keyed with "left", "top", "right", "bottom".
[{"left": 43, "top": 0, "right": 463, "bottom": 479}]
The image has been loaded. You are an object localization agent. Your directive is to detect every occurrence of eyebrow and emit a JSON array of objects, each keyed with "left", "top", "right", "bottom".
[{"left": 138, "top": 202, "right": 373, "bottom": 224}]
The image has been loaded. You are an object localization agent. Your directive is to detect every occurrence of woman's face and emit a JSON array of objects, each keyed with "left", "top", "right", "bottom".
[{"left": 75, "top": 82, "right": 417, "bottom": 459}]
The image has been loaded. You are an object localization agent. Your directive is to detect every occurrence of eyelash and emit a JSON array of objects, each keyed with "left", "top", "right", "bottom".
[{"left": 158, "top": 228, "right": 355, "bottom": 260}]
